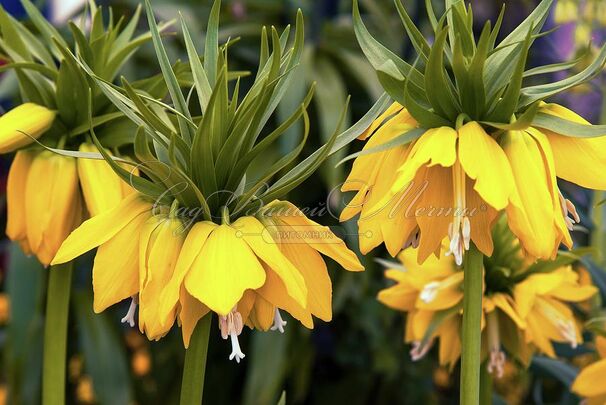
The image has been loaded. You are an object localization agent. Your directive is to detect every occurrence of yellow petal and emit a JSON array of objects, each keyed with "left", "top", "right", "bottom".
[
  {"left": 52, "top": 194, "right": 151, "bottom": 265},
  {"left": 280, "top": 241, "right": 332, "bottom": 321},
  {"left": 6, "top": 151, "right": 33, "bottom": 244},
  {"left": 179, "top": 289, "right": 210, "bottom": 348},
  {"left": 492, "top": 293, "right": 526, "bottom": 329},
  {"left": 266, "top": 201, "right": 364, "bottom": 271},
  {"left": 78, "top": 143, "right": 125, "bottom": 217},
  {"left": 502, "top": 131, "right": 559, "bottom": 258},
  {"left": 0, "top": 103, "right": 55, "bottom": 153},
  {"left": 572, "top": 359, "right": 606, "bottom": 397},
  {"left": 92, "top": 209, "right": 150, "bottom": 312},
  {"left": 437, "top": 315, "right": 461, "bottom": 369},
  {"left": 541, "top": 103, "right": 606, "bottom": 189},
  {"left": 159, "top": 221, "right": 216, "bottom": 327},
  {"left": 139, "top": 217, "right": 185, "bottom": 339},
  {"left": 466, "top": 182, "right": 497, "bottom": 257},
  {"left": 234, "top": 216, "right": 308, "bottom": 307},
  {"left": 378, "top": 283, "right": 418, "bottom": 311},
  {"left": 412, "top": 309, "right": 434, "bottom": 340},
  {"left": 257, "top": 266, "right": 313, "bottom": 329},
  {"left": 358, "top": 102, "right": 406, "bottom": 140},
  {"left": 24, "top": 151, "right": 54, "bottom": 255},
  {"left": 248, "top": 294, "right": 275, "bottom": 330},
  {"left": 596, "top": 335, "right": 606, "bottom": 359},
  {"left": 458, "top": 122, "right": 515, "bottom": 210},
  {"left": 184, "top": 225, "right": 266, "bottom": 316},
  {"left": 415, "top": 166, "right": 453, "bottom": 262},
  {"left": 25, "top": 152, "right": 81, "bottom": 266},
  {"left": 392, "top": 126, "right": 458, "bottom": 191}
]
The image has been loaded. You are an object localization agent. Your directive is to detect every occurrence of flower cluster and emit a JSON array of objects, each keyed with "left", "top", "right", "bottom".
[{"left": 378, "top": 229, "right": 597, "bottom": 376}]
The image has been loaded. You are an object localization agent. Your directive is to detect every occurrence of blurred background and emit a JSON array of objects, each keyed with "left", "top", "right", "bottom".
[{"left": 0, "top": 0, "right": 605, "bottom": 404}]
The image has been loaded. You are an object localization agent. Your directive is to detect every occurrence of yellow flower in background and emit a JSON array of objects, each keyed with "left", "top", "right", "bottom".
[
  {"left": 5, "top": 145, "right": 136, "bottom": 266},
  {"left": 52, "top": 196, "right": 363, "bottom": 361},
  {"left": 0, "top": 103, "right": 55, "bottom": 153},
  {"left": 572, "top": 336, "right": 606, "bottom": 404},
  {"left": 554, "top": 0, "right": 579, "bottom": 24},
  {"left": 377, "top": 238, "right": 597, "bottom": 375},
  {"left": 342, "top": 102, "right": 606, "bottom": 265}
]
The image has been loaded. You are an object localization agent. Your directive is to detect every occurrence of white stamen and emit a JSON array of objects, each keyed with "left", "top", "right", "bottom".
[
  {"left": 486, "top": 311, "right": 505, "bottom": 378},
  {"left": 446, "top": 163, "right": 470, "bottom": 266},
  {"left": 403, "top": 228, "right": 421, "bottom": 249},
  {"left": 228, "top": 332, "right": 246, "bottom": 363},
  {"left": 557, "top": 319, "right": 578, "bottom": 349},
  {"left": 121, "top": 295, "right": 138, "bottom": 327},
  {"left": 270, "top": 309, "right": 287, "bottom": 333},
  {"left": 559, "top": 192, "right": 580, "bottom": 231},
  {"left": 219, "top": 308, "right": 245, "bottom": 363},
  {"left": 420, "top": 281, "right": 441, "bottom": 303},
  {"left": 410, "top": 339, "right": 433, "bottom": 361},
  {"left": 487, "top": 349, "right": 506, "bottom": 379}
]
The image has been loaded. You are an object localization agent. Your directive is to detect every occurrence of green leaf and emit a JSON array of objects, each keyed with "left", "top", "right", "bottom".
[
  {"left": 144, "top": 0, "right": 195, "bottom": 144},
  {"left": 519, "top": 44, "right": 606, "bottom": 108},
  {"left": 485, "top": 0, "right": 554, "bottom": 98},
  {"left": 482, "top": 102, "right": 540, "bottom": 130},
  {"left": 490, "top": 28, "right": 533, "bottom": 121},
  {"left": 260, "top": 97, "right": 349, "bottom": 202},
  {"left": 531, "top": 112, "right": 606, "bottom": 138},
  {"left": 180, "top": 14, "right": 212, "bottom": 113},
  {"left": 352, "top": 0, "right": 425, "bottom": 90},
  {"left": 523, "top": 57, "right": 582, "bottom": 78},
  {"left": 20, "top": 0, "right": 69, "bottom": 59},
  {"left": 204, "top": 0, "right": 221, "bottom": 86},
  {"left": 424, "top": 28, "right": 458, "bottom": 120},
  {"left": 394, "top": 0, "right": 431, "bottom": 61},
  {"left": 337, "top": 127, "right": 425, "bottom": 166}
]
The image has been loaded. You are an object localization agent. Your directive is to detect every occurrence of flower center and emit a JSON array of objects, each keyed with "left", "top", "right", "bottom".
[
  {"left": 446, "top": 161, "right": 470, "bottom": 265},
  {"left": 270, "top": 309, "right": 287, "bottom": 333},
  {"left": 121, "top": 295, "right": 138, "bottom": 328},
  {"left": 219, "top": 308, "right": 245, "bottom": 363}
]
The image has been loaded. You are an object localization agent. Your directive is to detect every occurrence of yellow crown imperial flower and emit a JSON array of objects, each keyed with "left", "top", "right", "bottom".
[
  {"left": 0, "top": 1, "right": 160, "bottom": 265},
  {"left": 377, "top": 221, "right": 597, "bottom": 375},
  {"left": 0, "top": 103, "right": 55, "bottom": 153},
  {"left": 50, "top": 0, "right": 371, "bottom": 360},
  {"left": 343, "top": 0, "right": 606, "bottom": 265},
  {"left": 51, "top": 196, "right": 362, "bottom": 357}
]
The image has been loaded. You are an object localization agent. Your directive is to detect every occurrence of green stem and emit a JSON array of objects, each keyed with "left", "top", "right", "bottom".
[
  {"left": 180, "top": 314, "right": 212, "bottom": 405},
  {"left": 479, "top": 361, "right": 493, "bottom": 405},
  {"left": 460, "top": 243, "right": 483, "bottom": 405},
  {"left": 42, "top": 262, "right": 73, "bottom": 405}
]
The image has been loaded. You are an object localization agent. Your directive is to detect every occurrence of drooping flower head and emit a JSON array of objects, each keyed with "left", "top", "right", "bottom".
[
  {"left": 52, "top": 0, "right": 367, "bottom": 362},
  {"left": 377, "top": 217, "right": 597, "bottom": 375},
  {"left": 0, "top": 1, "right": 158, "bottom": 265},
  {"left": 342, "top": 0, "right": 606, "bottom": 265}
]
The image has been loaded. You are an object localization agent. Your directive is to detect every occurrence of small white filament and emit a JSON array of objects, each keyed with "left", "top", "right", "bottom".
[{"left": 270, "top": 309, "right": 287, "bottom": 333}]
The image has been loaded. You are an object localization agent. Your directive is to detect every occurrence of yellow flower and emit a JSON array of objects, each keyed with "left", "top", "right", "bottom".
[
  {"left": 554, "top": 0, "right": 579, "bottom": 24},
  {"left": 77, "top": 143, "right": 134, "bottom": 217},
  {"left": 342, "top": 102, "right": 606, "bottom": 264},
  {"left": 377, "top": 240, "right": 596, "bottom": 375},
  {"left": 52, "top": 196, "right": 363, "bottom": 360},
  {"left": 0, "top": 103, "right": 55, "bottom": 153},
  {"left": 572, "top": 336, "right": 606, "bottom": 404},
  {"left": 5, "top": 145, "right": 135, "bottom": 266}
]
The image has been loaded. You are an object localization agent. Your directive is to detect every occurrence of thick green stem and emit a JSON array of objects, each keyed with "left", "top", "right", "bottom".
[
  {"left": 180, "top": 314, "right": 212, "bottom": 405},
  {"left": 42, "top": 262, "right": 73, "bottom": 405},
  {"left": 479, "top": 361, "right": 493, "bottom": 405},
  {"left": 460, "top": 244, "right": 483, "bottom": 405}
]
